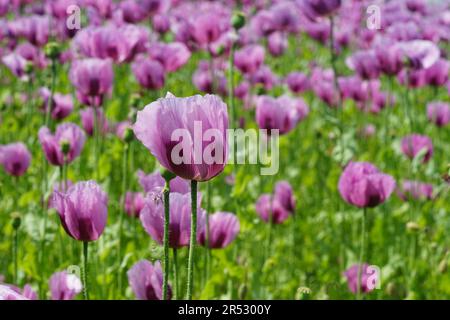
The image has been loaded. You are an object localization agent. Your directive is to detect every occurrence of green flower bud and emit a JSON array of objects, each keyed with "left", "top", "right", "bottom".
[
  {"left": 11, "top": 212, "right": 21, "bottom": 230},
  {"left": 295, "top": 287, "right": 311, "bottom": 300},
  {"left": 231, "top": 12, "right": 246, "bottom": 30},
  {"left": 44, "top": 42, "right": 62, "bottom": 60}
]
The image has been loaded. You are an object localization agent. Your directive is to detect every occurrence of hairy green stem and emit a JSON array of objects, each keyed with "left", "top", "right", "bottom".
[
  {"left": 357, "top": 208, "right": 367, "bottom": 300},
  {"left": 162, "top": 180, "right": 171, "bottom": 300},
  {"left": 82, "top": 241, "right": 89, "bottom": 300},
  {"left": 173, "top": 248, "right": 179, "bottom": 300},
  {"left": 186, "top": 180, "right": 198, "bottom": 300},
  {"left": 117, "top": 143, "right": 129, "bottom": 296}
]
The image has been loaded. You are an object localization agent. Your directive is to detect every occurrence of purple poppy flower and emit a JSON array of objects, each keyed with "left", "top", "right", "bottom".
[
  {"left": 148, "top": 42, "right": 191, "bottom": 73},
  {"left": 311, "top": 67, "right": 338, "bottom": 107},
  {"left": 346, "top": 50, "right": 381, "bottom": 80},
  {"left": 303, "top": 20, "right": 330, "bottom": 44},
  {"left": 406, "top": 0, "right": 427, "bottom": 14},
  {"left": 0, "top": 142, "right": 31, "bottom": 177},
  {"left": 85, "top": 0, "right": 113, "bottom": 19},
  {"left": 140, "top": 191, "right": 205, "bottom": 248},
  {"left": 80, "top": 107, "right": 109, "bottom": 137},
  {"left": 38, "top": 123, "right": 85, "bottom": 167},
  {"left": 338, "top": 76, "right": 368, "bottom": 103},
  {"left": 255, "top": 194, "right": 290, "bottom": 224},
  {"left": 15, "top": 43, "right": 47, "bottom": 69},
  {"left": 268, "top": 32, "right": 288, "bottom": 57},
  {"left": 374, "top": 41, "right": 404, "bottom": 76},
  {"left": 250, "top": 65, "right": 278, "bottom": 91},
  {"left": 153, "top": 14, "right": 171, "bottom": 34},
  {"left": 50, "top": 0, "right": 80, "bottom": 19},
  {"left": 425, "top": 59, "right": 449, "bottom": 87},
  {"left": 0, "top": 285, "right": 29, "bottom": 300},
  {"left": 17, "top": 15, "right": 49, "bottom": 47},
  {"left": 397, "top": 180, "right": 434, "bottom": 201},
  {"left": 48, "top": 180, "right": 74, "bottom": 208},
  {"left": 385, "top": 21, "right": 421, "bottom": 42},
  {"left": 137, "top": 170, "right": 190, "bottom": 194},
  {"left": 427, "top": 102, "right": 450, "bottom": 127},
  {"left": 2, "top": 53, "right": 29, "bottom": 81},
  {"left": 115, "top": 121, "right": 132, "bottom": 141},
  {"left": 192, "top": 61, "right": 228, "bottom": 96},
  {"left": 198, "top": 212, "right": 239, "bottom": 249},
  {"left": 285, "top": 72, "right": 310, "bottom": 94},
  {"left": 133, "top": 93, "right": 229, "bottom": 182},
  {"left": 398, "top": 68, "right": 427, "bottom": 88},
  {"left": 338, "top": 162, "right": 396, "bottom": 208},
  {"left": 52, "top": 181, "right": 108, "bottom": 242},
  {"left": 141, "top": 0, "right": 170, "bottom": 16},
  {"left": 73, "top": 25, "right": 130, "bottom": 63},
  {"left": 401, "top": 134, "right": 433, "bottom": 163},
  {"left": 0, "top": 0, "right": 9, "bottom": 17},
  {"left": 250, "top": 9, "right": 276, "bottom": 37},
  {"left": 395, "top": 40, "right": 440, "bottom": 70},
  {"left": 190, "top": 12, "right": 225, "bottom": 47},
  {"left": 274, "top": 181, "right": 296, "bottom": 214},
  {"left": 255, "top": 95, "right": 308, "bottom": 135},
  {"left": 235, "top": 81, "right": 250, "bottom": 100},
  {"left": 39, "top": 87, "right": 74, "bottom": 120},
  {"left": 69, "top": 58, "right": 113, "bottom": 107},
  {"left": 118, "top": 0, "right": 146, "bottom": 23},
  {"left": 132, "top": 57, "right": 165, "bottom": 90},
  {"left": 270, "top": 2, "right": 301, "bottom": 32},
  {"left": 127, "top": 260, "right": 170, "bottom": 300},
  {"left": 299, "top": 0, "right": 342, "bottom": 20},
  {"left": 234, "top": 45, "right": 265, "bottom": 74},
  {"left": 49, "top": 271, "right": 82, "bottom": 300},
  {"left": 124, "top": 192, "right": 145, "bottom": 218},
  {"left": 344, "top": 264, "right": 378, "bottom": 294}
]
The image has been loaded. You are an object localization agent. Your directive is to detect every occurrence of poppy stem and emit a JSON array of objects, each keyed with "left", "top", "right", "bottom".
[
  {"left": 186, "top": 180, "right": 198, "bottom": 300},
  {"left": 162, "top": 179, "right": 171, "bottom": 300},
  {"left": 93, "top": 107, "right": 99, "bottom": 180},
  {"left": 173, "top": 248, "right": 179, "bottom": 300},
  {"left": 118, "top": 143, "right": 129, "bottom": 296},
  {"left": 12, "top": 226, "right": 18, "bottom": 284},
  {"left": 45, "top": 57, "right": 56, "bottom": 128},
  {"left": 205, "top": 181, "right": 211, "bottom": 281},
  {"left": 357, "top": 208, "right": 367, "bottom": 300},
  {"left": 228, "top": 40, "right": 238, "bottom": 178},
  {"left": 329, "top": 16, "right": 344, "bottom": 164},
  {"left": 82, "top": 241, "right": 89, "bottom": 300}
]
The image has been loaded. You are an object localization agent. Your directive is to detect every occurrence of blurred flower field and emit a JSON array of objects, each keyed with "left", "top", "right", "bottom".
[{"left": 0, "top": 0, "right": 449, "bottom": 300}]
